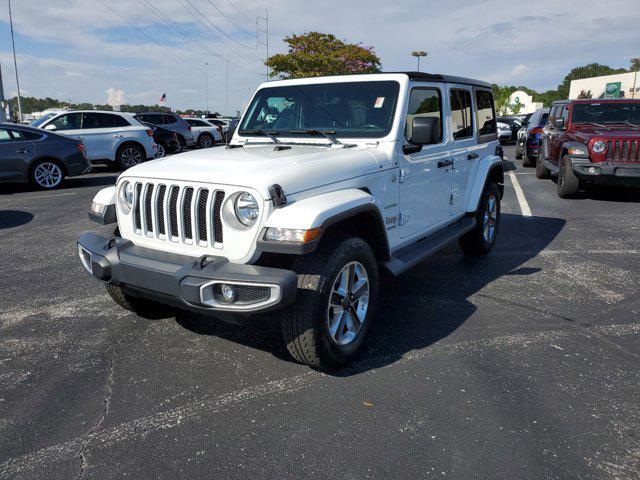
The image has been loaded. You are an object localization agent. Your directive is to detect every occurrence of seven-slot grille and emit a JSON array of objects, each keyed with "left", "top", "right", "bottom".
[
  {"left": 605, "top": 140, "right": 640, "bottom": 163},
  {"left": 133, "top": 181, "right": 225, "bottom": 247}
]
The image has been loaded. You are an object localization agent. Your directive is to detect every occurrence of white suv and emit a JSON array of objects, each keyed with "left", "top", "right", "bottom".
[
  {"left": 184, "top": 118, "right": 223, "bottom": 148},
  {"left": 78, "top": 73, "right": 504, "bottom": 369},
  {"left": 35, "top": 110, "right": 157, "bottom": 169}
]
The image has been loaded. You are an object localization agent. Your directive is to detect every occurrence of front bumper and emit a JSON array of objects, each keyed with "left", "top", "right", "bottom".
[
  {"left": 571, "top": 159, "right": 640, "bottom": 186},
  {"left": 77, "top": 232, "right": 298, "bottom": 317}
]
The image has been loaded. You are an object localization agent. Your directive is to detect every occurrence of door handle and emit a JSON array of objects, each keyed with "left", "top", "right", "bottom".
[
  {"left": 437, "top": 159, "right": 453, "bottom": 168},
  {"left": 16, "top": 148, "right": 28, "bottom": 154},
  {"left": 467, "top": 152, "right": 479, "bottom": 160}
]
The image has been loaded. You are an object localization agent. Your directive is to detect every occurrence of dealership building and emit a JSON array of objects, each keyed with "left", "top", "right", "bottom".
[{"left": 569, "top": 71, "right": 640, "bottom": 99}]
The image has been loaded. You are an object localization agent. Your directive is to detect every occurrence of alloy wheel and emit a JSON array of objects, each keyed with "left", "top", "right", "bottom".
[
  {"left": 34, "top": 162, "right": 62, "bottom": 189},
  {"left": 121, "top": 147, "right": 142, "bottom": 168},
  {"left": 326, "top": 261, "right": 370, "bottom": 346},
  {"left": 155, "top": 144, "right": 166, "bottom": 158},
  {"left": 200, "top": 135, "right": 213, "bottom": 148},
  {"left": 483, "top": 194, "right": 498, "bottom": 243}
]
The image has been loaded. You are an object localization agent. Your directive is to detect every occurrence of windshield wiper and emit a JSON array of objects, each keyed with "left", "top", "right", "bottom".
[
  {"left": 288, "top": 129, "right": 345, "bottom": 146},
  {"left": 621, "top": 121, "right": 640, "bottom": 130},
  {"left": 239, "top": 129, "right": 281, "bottom": 144}
]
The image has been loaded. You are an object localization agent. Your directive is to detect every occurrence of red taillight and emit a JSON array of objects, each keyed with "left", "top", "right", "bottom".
[
  {"left": 146, "top": 129, "right": 154, "bottom": 137},
  {"left": 530, "top": 127, "right": 544, "bottom": 135},
  {"left": 187, "top": 126, "right": 192, "bottom": 131}
]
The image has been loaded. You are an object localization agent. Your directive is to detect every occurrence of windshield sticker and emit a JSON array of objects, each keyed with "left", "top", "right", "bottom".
[{"left": 374, "top": 97, "right": 385, "bottom": 109}]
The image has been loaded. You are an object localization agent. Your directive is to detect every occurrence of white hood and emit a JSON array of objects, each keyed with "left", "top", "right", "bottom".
[{"left": 121, "top": 144, "right": 380, "bottom": 198}]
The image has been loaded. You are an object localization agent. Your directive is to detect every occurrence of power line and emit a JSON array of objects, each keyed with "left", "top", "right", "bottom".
[
  {"left": 137, "top": 0, "right": 262, "bottom": 75},
  {"left": 202, "top": 0, "right": 257, "bottom": 39},
  {"left": 224, "top": 0, "right": 254, "bottom": 25},
  {"left": 95, "top": 0, "right": 205, "bottom": 75}
]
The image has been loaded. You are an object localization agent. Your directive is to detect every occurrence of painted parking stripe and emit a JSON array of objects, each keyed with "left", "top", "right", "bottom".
[
  {"left": 19, "top": 192, "right": 77, "bottom": 200},
  {"left": 508, "top": 171, "right": 532, "bottom": 217}
]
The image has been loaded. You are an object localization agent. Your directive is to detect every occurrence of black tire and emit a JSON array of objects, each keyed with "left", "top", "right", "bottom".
[
  {"left": 105, "top": 284, "right": 167, "bottom": 318},
  {"left": 198, "top": 133, "right": 215, "bottom": 149},
  {"left": 515, "top": 146, "right": 522, "bottom": 159},
  {"left": 459, "top": 182, "right": 500, "bottom": 256},
  {"left": 557, "top": 155, "right": 580, "bottom": 198},
  {"left": 281, "top": 235, "right": 379, "bottom": 370},
  {"left": 536, "top": 155, "right": 550, "bottom": 179},
  {"left": 116, "top": 143, "right": 145, "bottom": 170},
  {"left": 155, "top": 142, "right": 168, "bottom": 158},
  {"left": 29, "top": 159, "right": 65, "bottom": 190},
  {"left": 522, "top": 149, "right": 533, "bottom": 167}
]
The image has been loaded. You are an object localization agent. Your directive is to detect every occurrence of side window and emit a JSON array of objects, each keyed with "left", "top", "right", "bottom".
[
  {"left": 163, "top": 114, "right": 176, "bottom": 125},
  {"left": 475, "top": 89, "right": 496, "bottom": 137},
  {"left": 561, "top": 106, "right": 570, "bottom": 124},
  {"left": 108, "top": 114, "right": 131, "bottom": 127},
  {"left": 48, "top": 113, "right": 82, "bottom": 131},
  {"left": 0, "top": 128, "right": 13, "bottom": 142},
  {"left": 9, "top": 129, "right": 26, "bottom": 141},
  {"left": 539, "top": 113, "right": 549, "bottom": 126},
  {"left": 450, "top": 89, "right": 474, "bottom": 140},
  {"left": 82, "top": 113, "right": 104, "bottom": 129},
  {"left": 555, "top": 107, "right": 564, "bottom": 126},
  {"left": 405, "top": 88, "right": 442, "bottom": 143}
]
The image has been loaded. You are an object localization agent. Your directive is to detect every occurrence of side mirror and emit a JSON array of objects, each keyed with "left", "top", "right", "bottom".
[
  {"left": 44, "top": 124, "right": 57, "bottom": 131},
  {"left": 409, "top": 117, "right": 440, "bottom": 144},
  {"left": 554, "top": 118, "right": 565, "bottom": 129}
]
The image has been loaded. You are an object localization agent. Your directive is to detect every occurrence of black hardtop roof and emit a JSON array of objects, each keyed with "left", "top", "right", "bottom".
[{"left": 394, "top": 71, "right": 492, "bottom": 88}]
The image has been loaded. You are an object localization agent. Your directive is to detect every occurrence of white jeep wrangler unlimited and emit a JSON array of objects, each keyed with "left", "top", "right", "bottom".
[{"left": 78, "top": 72, "right": 503, "bottom": 369}]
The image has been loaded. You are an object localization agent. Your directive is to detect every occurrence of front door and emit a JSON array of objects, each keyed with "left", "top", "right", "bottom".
[
  {"left": 399, "top": 85, "right": 451, "bottom": 238},
  {"left": 447, "top": 85, "right": 476, "bottom": 216},
  {"left": 0, "top": 128, "right": 29, "bottom": 181}
]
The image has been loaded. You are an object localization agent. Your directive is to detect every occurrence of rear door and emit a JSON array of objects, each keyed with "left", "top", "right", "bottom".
[
  {"left": 399, "top": 84, "right": 451, "bottom": 238},
  {"left": 447, "top": 85, "right": 476, "bottom": 216},
  {"left": 80, "top": 112, "right": 117, "bottom": 159}
]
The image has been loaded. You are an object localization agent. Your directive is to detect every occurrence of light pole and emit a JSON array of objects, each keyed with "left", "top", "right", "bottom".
[
  {"left": 225, "top": 59, "right": 229, "bottom": 116},
  {"left": 204, "top": 61, "right": 209, "bottom": 114},
  {"left": 632, "top": 58, "right": 640, "bottom": 99},
  {"left": 411, "top": 51, "right": 428, "bottom": 72},
  {"left": 8, "top": 0, "right": 22, "bottom": 122}
]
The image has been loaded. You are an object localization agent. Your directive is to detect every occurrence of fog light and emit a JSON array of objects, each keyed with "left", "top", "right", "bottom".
[
  {"left": 588, "top": 167, "right": 598, "bottom": 174},
  {"left": 220, "top": 284, "right": 236, "bottom": 303}
]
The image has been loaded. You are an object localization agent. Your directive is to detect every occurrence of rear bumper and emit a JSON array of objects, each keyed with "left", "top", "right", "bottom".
[
  {"left": 571, "top": 159, "right": 640, "bottom": 186},
  {"left": 77, "top": 232, "right": 298, "bottom": 317},
  {"left": 65, "top": 152, "right": 92, "bottom": 177}
]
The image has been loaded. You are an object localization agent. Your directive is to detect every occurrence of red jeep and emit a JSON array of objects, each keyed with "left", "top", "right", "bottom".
[{"left": 538, "top": 99, "right": 640, "bottom": 198}]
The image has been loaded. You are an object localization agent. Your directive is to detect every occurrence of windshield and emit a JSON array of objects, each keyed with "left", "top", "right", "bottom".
[
  {"left": 572, "top": 102, "right": 640, "bottom": 125},
  {"left": 30, "top": 113, "right": 56, "bottom": 127},
  {"left": 239, "top": 81, "right": 400, "bottom": 139}
]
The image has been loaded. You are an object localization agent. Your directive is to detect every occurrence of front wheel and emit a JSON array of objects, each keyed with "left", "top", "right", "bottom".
[
  {"left": 557, "top": 155, "right": 580, "bottom": 198},
  {"left": 198, "top": 133, "right": 214, "bottom": 149},
  {"left": 280, "top": 235, "right": 379, "bottom": 370},
  {"left": 459, "top": 182, "right": 500, "bottom": 256},
  {"left": 105, "top": 284, "right": 168, "bottom": 318},
  {"left": 30, "top": 159, "right": 65, "bottom": 190}
]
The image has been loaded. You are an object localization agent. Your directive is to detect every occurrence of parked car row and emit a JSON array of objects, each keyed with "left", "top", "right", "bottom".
[
  {"left": 0, "top": 109, "right": 233, "bottom": 190},
  {"left": 515, "top": 98, "right": 640, "bottom": 198}
]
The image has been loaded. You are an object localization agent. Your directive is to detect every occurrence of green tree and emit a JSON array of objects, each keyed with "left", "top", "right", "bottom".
[
  {"left": 265, "top": 32, "right": 381, "bottom": 79},
  {"left": 491, "top": 84, "right": 518, "bottom": 114},
  {"left": 577, "top": 90, "right": 592, "bottom": 99},
  {"left": 631, "top": 58, "right": 640, "bottom": 72}
]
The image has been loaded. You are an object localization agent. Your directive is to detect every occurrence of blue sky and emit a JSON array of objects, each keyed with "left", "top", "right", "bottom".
[{"left": 0, "top": 0, "right": 638, "bottom": 114}]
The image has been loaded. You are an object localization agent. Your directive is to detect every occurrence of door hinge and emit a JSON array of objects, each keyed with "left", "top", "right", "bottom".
[
  {"left": 399, "top": 168, "right": 408, "bottom": 183},
  {"left": 399, "top": 211, "right": 410, "bottom": 226}
]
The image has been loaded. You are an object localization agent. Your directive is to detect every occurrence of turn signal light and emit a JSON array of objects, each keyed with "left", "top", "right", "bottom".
[{"left": 146, "top": 129, "right": 154, "bottom": 137}]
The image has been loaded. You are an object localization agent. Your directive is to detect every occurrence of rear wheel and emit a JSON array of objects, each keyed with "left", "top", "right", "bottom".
[
  {"left": 536, "top": 155, "right": 550, "bottom": 179},
  {"left": 459, "top": 182, "right": 500, "bottom": 256},
  {"left": 557, "top": 155, "right": 580, "bottom": 198},
  {"left": 198, "top": 133, "right": 214, "bottom": 148},
  {"left": 155, "top": 142, "right": 167, "bottom": 158},
  {"left": 117, "top": 144, "right": 144, "bottom": 169},
  {"left": 280, "top": 235, "right": 379, "bottom": 370},
  {"left": 515, "top": 145, "right": 523, "bottom": 159},
  {"left": 30, "top": 159, "right": 64, "bottom": 190}
]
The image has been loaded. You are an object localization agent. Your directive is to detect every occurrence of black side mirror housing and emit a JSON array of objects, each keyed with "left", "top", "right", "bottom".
[{"left": 403, "top": 117, "right": 441, "bottom": 154}]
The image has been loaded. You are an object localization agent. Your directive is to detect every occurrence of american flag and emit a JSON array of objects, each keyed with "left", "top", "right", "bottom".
[{"left": 160, "top": 93, "right": 167, "bottom": 102}]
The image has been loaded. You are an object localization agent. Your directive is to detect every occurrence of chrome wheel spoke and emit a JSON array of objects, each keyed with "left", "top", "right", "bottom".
[{"left": 326, "top": 261, "right": 370, "bottom": 346}]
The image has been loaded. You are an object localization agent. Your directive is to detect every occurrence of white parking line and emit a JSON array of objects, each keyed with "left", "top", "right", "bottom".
[
  {"left": 508, "top": 171, "right": 532, "bottom": 217},
  {"left": 18, "top": 192, "right": 77, "bottom": 200}
]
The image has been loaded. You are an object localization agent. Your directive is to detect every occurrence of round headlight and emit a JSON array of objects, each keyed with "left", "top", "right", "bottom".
[
  {"left": 119, "top": 181, "right": 134, "bottom": 212},
  {"left": 234, "top": 192, "right": 259, "bottom": 226},
  {"left": 592, "top": 140, "right": 607, "bottom": 154}
]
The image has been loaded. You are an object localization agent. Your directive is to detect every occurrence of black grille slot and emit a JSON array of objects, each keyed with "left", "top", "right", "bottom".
[
  {"left": 213, "top": 191, "right": 225, "bottom": 244},
  {"left": 144, "top": 184, "right": 154, "bottom": 232},
  {"left": 613, "top": 140, "right": 621, "bottom": 161},
  {"left": 197, "top": 189, "right": 209, "bottom": 242},
  {"left": 183, "top": 187, "right": 194, "bottom": 239},
  {"left": 169, "top": 186, "right": 179, "bottom": 238},
  {"left": 156, "top": 185, "right": 166, "bottom": 235},
  {"left": 606, "top": 141, "right": 613, "bottom": 161},
  {"left": 134, "top": 183, "right": 142, "bottom": 230},
  {"left": 622, "top": 141, "right": 630, "bottom": 162}
]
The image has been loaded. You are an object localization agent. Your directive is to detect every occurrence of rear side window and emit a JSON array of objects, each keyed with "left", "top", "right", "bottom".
[
  {"left": 48, "top": 113, "right": 82, "bottom": 131},
  {"left": 82, "top": 113, "right": 130, "bottom": 129},
  {"left": 0, "top": 129, "right": 12, "bottom": 142},
  {"left": 539, "top": 113, "right": 549, "bottom": 126},
  {"left": 405, "top": 88, "right": 442, "bottom": 143},
  {"left": 475, "top": 89, "right": 496, "bottom": 137},
  {"left": 450, "top": 89, "right": 474, "bottom": 140},
  {"left": 163, "top": 114, "right": 177, "bottom": 125},
  {"left": 138, "top": 114, "right": 163, "bottom": 124}
]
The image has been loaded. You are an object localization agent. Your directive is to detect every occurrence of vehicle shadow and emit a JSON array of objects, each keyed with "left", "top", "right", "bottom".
[
  {"left": 502, "top": 158, "right": 517, "bottom": 172},
  {"left": 0, "top": 210, "right": 34, "bottom": 229},
  {"left": 175, "top": 213, "right": 566, "bottom": 373},
  {"left": 0, "top": 172, "right": 118, "bottom": 195}
]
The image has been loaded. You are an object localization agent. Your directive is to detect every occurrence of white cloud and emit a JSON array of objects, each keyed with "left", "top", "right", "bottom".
[
  {"left": 106, "top": 87, "right": 126, "bottom": 106},
  {"left": 511, "top": 64, "right": 531, "bottom": 77}
]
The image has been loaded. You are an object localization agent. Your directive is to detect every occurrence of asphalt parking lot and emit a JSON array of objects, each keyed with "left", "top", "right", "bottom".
[{"left": 1, "top": 145, "right": 639, "bottom": 479}]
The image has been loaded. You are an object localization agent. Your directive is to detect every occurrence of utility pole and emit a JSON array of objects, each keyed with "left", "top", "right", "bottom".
[
  {"left": 204, "top": 61, "right": 209, "bottom": 114},
  {"left": 411, "top": 51, "right": 428, "bottom": 72},
  {"left": 225, "top": 59, "right": 229, "bottom": 116},
  {"left": 0, "top": 61, "right": 6, "bottom": 122},
  {"left": 8, "top": 0, "right": 22, "bottom": 122},
  {"left": 257, "top": 10, "right": 269, "bottom": 81}
]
